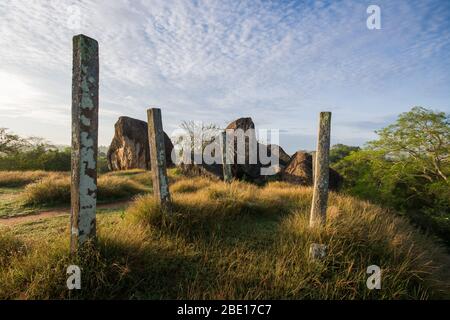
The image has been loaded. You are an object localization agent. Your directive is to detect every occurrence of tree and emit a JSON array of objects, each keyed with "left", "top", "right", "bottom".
[
  {"left": 329, "top": 107, "right": 450, "bottom": 246},
  {"left": 335, "top": 106, "right": 449, "bottom": 213},
  {"left": 0, "top": 129, "right": 73, "bottom": 171},
  {"left": 370, "top": 107, "right": 449, "bottom": 183},
  {"left": 0, "top": 128, "right": 27, "bottom": 155},
  {"left": 330, "top": 144, "right": 360, "bottom": 164},
  {"left": 172, "top": 121, "right": 221, "bottom": 163}
]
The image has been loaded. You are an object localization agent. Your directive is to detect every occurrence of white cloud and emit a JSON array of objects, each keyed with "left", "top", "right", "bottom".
[{"left": 0, "top": 0, "right": 449, "bottom": 151}]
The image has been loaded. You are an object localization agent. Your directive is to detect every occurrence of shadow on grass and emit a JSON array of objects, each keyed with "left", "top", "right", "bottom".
[
  {"left": 67, "top": 231, "right": 220, "bottom": 299},
  {"left": 0, "top": 223, "right": 220, "bottom": 299},
  {"left": 150, "top": 198, "right": 290, "bottom": 250}
]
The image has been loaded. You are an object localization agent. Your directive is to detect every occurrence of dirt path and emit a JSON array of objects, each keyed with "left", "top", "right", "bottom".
[{"left": 0, "top": 201, "right": 130, "bottom": 227}]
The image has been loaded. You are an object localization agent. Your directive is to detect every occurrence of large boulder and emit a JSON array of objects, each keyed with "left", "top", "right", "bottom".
[
  {"left": 256, "top": 143, "right": 291, "bottom": 178},
  {"left": 282, "top": 151, "right": 342, "bottom": 190},
  {"left": 224, "top": 118, "right": 292, "bottom": 181},
  {"left": 259, "top": 144, "right": 291, "bottom": 167},
  {"left": 107, "top": 116, "right": 174, "bottom": 171},
  {"left": 225, "top": 117, "right": 261, "bottom": 180},
  {"left": 282, "top": 151, "right": 313, "bottom": 185},
  {"left": 189, "top": 117, "right": 291, "bottom": 182}
]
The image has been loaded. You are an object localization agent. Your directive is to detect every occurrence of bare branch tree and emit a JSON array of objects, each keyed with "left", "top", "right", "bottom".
[{"left": 172, "top": 121, "right": 221, "bottom": 163}]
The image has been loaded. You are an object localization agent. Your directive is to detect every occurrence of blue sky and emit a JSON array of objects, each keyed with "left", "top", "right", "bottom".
[{"left": 0, "top": 0, "right": 449, "bottom": 154}]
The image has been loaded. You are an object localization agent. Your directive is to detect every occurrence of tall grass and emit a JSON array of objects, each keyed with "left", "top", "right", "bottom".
[
  {"left": 0, "top": 171, "right": 66, "bottom": 187},
  {"left": 126, "top": 178, "right": 450, "bottom": 299},
  {"left": 1, "top": 176, "right": 449, "bottom": 299},
  {"left": 104, "top": 168, "right": 182, "bottom": 187},
  {"left": 21, "top": 175, "right": 149, "bottom": 206},
  {"left": 0, "top": 233, "right": 26, "bottom": 267}
]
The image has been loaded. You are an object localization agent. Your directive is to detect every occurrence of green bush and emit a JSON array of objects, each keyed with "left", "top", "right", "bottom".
[
  {"left": 22, "top": 176, "right": 71, "bottom": 206},
  {"left": 0, "top": 147, "right": 110, "bottom": 173},
  {"left": 0, "top": 148, "right": 71, "bottom": 171},
  {"left": 333, "top": 107, "right": 450, "bottom": 247}
]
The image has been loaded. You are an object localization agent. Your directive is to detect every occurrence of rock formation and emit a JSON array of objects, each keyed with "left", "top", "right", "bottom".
[
  {"left": 107, "top": 116, "right": 174, "bottom": 171},
  {"left": 282, "top": 151, "right": 314, "bottom": 185},
  {"left": 107, "top": 115, "right": 343, "bottom": 188},
  {"left": 225, "top": 117, "right": 262, "bottom": 181},
  {"left": 223, "top": 118, "right": 292, "bottom": 181},
  {"left": 282, "top": 151, "right": 342, "bottom": 190},
  {"left": 266, "top": 144, "right": 291, "bottom": 167}
]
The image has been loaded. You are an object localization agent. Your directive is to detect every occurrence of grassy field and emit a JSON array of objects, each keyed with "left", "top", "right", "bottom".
[
  {"left": 1, "top": 170, "right": 449, "bottom": 299},
  {"left": 0, "top": 170, "right": 152, "bottom": 218}
]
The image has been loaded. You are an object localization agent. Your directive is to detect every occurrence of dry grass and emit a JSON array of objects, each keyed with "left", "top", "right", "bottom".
[
  {"left": 21, "top": 174, "right": 149, "bottom": 206},
  {"left": 21, "top": 176, "right": 71, "bottom": 206},
  {"left": 0, "top": 171, "right": 67, "bottom": 188},
  {"left": 1, "top": 175, "right": 449, "bottom": 299},
  {"left": 104, "top": 168, "right": 182, "bottom": 187},
  {"left": 170, "top": 176, "right": 213, "bottom": 193},
  {"left": 123, "top": 178, "right": 450, "bottom": 299},
  {"left": 0, "top": 169, "right": 180, "bottom": 216}
]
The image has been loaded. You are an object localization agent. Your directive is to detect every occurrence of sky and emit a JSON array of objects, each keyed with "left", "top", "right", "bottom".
[{"left": 0, "top": 0, "right": 449, "bottom": 154}]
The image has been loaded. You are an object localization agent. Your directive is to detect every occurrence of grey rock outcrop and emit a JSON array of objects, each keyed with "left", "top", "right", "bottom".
[
  {"left": 107, "top": 116, "right": 174, "bottom": 171},
  {"left": 282, "top": 151, "right": 342, "bottom": 190}
]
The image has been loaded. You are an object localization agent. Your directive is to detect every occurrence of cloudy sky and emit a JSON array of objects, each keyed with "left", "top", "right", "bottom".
[{"left": 0, "top": 0, "right": 449, "bottom": 153}]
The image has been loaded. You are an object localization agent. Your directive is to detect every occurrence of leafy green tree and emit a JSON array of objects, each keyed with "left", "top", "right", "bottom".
[
  {"left": 336, "top": 106, "right": 449, "bottom": 211},
  {"left": 0, "top": 129, "right": 70, "bottom": 171},
  {"left": 330, "top": 144, "right": 360, "bottom": 164},
  {"left": 370, "top": 106, "right": 449, "bottom": 183},
  {"left": 334, "top": 107, "right": 450, "bottom": 245},
  {"left": 0, "top": 128, "right": 27, "bottom": 155}
]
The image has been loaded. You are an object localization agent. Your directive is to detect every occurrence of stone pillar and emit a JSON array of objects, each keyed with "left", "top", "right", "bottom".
[
  {"left": 147, "top": 108, "right": 171, "bottom": 209},
  {"left": 221, "top": 131, "right": 232, "bottom": 183},
  {"left": 70, "top": 34, "right": 99, "bottom": 253},
  {"left": 310, "top": 112, "right": 331, "bottom": 227}
]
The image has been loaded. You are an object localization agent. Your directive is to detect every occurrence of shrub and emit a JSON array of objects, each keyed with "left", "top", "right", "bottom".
[
  {"left": 22, "top": 176, "right": 71, "bottom": 206},
  {"left": 0, "top": 149, "right": 71, "bottom": 171},
  {"left": 333, "top": 107, "right": 450, "bottom": 247},
  {"left": 0, "top": 148, "right": 109, "bottom": 173}
]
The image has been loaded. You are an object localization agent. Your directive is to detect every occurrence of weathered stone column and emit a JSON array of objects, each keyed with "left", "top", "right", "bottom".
[
  {"left": 147, "top": 108, "right": 171, "bottom": 209},
  {"left": 310, "top": 112, "right": 331, "bottom": 227},
  {"left": 221, "top": 131, "right": 232, "bottom": 183},
  {"left": 70, "top": 34, "right": 99, "bottom": 253}
]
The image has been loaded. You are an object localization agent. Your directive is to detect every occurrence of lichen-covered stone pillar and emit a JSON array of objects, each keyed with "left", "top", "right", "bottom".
[
  {"left": 70, "top": 34, "right": 99, "bottom": 253},
  {"left": 310, "top": 112, "right": 331, "bottom": 227},
  {"left": 221, "top": 131, "right": 232, "bottom": 183},
  {"left": 147, "top": 108, "right": 171, "bottom": 209}
]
